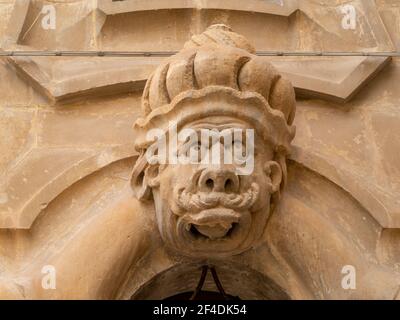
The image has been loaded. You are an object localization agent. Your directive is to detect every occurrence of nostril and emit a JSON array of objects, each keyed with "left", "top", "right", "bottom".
[
  {"left": 198, "top": 169, "right": 239, "bottom": 193},
  {"left": 206, "top": 179, "right": 214, "bottom": 190},
  {"left": 224, "top": 178, "right": 234, "bottom": 192}
]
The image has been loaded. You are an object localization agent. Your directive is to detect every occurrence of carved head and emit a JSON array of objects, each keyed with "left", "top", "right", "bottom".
[{"left": 131, "top": 25, "right": 296, "bottom": 258}]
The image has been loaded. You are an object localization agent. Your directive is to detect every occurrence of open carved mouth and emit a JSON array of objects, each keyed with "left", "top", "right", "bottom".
[
  {"left": 175, "top": 206, "right": 253, "bottom": 256},
  {"left": 189, "top": 222, "right": 238, "bottom": 240},
  {"left": 183, "top": 208, "right": 241, "bottom": 240}
]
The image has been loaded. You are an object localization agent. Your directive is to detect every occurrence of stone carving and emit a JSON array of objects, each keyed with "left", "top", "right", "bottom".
[
  {"left": 1, "top": 1, "right": 400, "bottom": 300},
  {"left": 130, "top": 25, "right": 296, "bottom": 258}
]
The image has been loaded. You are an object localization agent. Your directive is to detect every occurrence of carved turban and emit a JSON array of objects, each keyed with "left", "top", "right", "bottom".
[{"left": 133, "top": 24, "right": 296, "bottom": 154}]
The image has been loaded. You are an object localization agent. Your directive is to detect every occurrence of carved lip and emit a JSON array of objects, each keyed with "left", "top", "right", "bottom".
[
  {"left": 186, "top": 208, "right": 240, "bottom": 225},
  {"left": 184, "top": 208, "right": 241, "bottom": 239},
  {"left": 175, "top": 208, "right": 253, "bottom": 256}
]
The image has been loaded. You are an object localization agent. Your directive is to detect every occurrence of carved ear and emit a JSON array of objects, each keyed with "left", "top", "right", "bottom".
[
  {"left": 131, "top": 155, "right": 161, "bottom": 201},
  {"left": 264, "top": 161, "right": 282, "bottom": 193},
  {"left": 144, "top": 165, "right": 160, "bottom": 188},
  {"left": 131, "top": 159, "right": 150, "bottom": 201}
]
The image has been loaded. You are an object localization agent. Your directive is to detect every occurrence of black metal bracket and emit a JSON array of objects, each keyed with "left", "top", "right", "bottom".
[{"left": 190, "top": 265, "right": 230, "bottom": 300}]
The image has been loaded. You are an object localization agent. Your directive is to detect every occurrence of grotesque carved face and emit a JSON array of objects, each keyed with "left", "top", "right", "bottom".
[
  {"left": 137, "top": 113, "right": 283, "bottom": 259},
  {"left": 131, "top": 24, "right": 295, "bottom": 259}
]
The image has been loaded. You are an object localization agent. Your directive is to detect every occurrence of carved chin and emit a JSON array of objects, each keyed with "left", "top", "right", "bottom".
[{"left": 173, "top": 207, "right": 254, "bottom": 257}]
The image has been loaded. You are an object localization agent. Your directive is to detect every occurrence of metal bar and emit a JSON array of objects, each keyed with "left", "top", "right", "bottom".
[
  {"left": 210, "top": 266, "right": 229, "bottom": 300},
  {"left": 257, "top": 51, "right": 400, "bottom": 57},
  {"left": 189, "top": 265, "right": 208, "bottom": 300},
  {"left": 0, "top": 50, "right": 399, "bottom": 57}
]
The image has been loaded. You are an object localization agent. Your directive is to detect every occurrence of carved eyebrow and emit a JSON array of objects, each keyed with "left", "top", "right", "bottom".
[
  {"left": 178, "top": 128, "right": 259, "bottom": 145},
  {"left": 187, "top": 123, "right": 247, "bottom": 130}
]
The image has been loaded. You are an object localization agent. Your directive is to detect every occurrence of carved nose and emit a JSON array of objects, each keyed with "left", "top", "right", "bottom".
[{"left": 198, "top": 168, "right": 240, "bottom": 193}]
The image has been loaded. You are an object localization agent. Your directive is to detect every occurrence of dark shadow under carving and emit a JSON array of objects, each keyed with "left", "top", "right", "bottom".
[{"left": 130, "top": 262, "right": 291, "bottom": 300}]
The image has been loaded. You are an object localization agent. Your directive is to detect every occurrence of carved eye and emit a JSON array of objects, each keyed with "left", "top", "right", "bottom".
[
  {"left": 188, "top": 141, "right": 203, "bottom": 163},
  {"left": 190, "top": 141, "right": 201, "bottom": 152},
  {"left": 179, "top": 140, "right": 203, "bottom": 163}
]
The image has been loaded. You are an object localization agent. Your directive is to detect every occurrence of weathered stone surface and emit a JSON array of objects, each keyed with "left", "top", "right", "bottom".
[
  {"left": 7, "top": 56, "right": 163, "bottom": 103},
  {"left": 2, "top": 0, "right": 103, "bottom": 50},
  {"left": 1, "top": 0, "right": 30, "bottom": 47},
  {"left": 271, "top": 56, "right": 391, "bottom": 103},
  {"left": 98, "top": 0, "right": 300, "bottom": 17},
  {"left": 0, "top": 0, "right": 399, "bottom": 300},
  {"left": 0, "top": 94, "right": 141, "bottom": 229},
  {"left": 299, "top": 0, "right": 393, "bottom": 52},
  {"left": 8, "top": 55, "right": 390, "bottom": 104},
  {"left": 2, "top": 0, "right": 393, "bottom": 52}
]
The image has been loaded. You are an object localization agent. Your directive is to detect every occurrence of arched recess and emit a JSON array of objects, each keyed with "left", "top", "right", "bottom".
[{"left": 130, "top": 262, "right": 291, "bottom": 300}]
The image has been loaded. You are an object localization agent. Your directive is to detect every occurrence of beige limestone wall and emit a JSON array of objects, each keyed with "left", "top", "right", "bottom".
[{"left": 0, "top": 0, "right": 399, "bottom": 299}]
